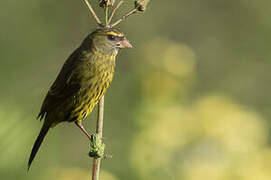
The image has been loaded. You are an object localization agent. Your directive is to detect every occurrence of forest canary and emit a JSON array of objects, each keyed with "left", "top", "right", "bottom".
[{"left": 28, "top": 28, "right": 132, "bottom": 169}]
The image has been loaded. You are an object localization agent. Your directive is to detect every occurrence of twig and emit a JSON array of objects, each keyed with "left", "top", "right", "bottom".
[
  {"left": 91, "top": 96, "right": 104, "bottom": 180},
  {"left": 110, "top": 7, "right": 137, "bottom": 27},
  {"left": 107, "top": 0, "right": 124, "bottom": 26},
  {"left": 83, "top": 0, "right": 102, "bottom": 25},
  {"left": 105, "top": 6, "right": 109, "bottom": 25}
]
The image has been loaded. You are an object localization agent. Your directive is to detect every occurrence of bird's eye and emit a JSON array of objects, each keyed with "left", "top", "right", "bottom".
[{"left": 108, "top": 35, "right": 116, "bottom": 40}]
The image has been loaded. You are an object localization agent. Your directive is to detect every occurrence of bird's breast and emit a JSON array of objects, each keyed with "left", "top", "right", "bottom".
[{"left": 69, "top": 56, "right": 116, "bottom": 122}]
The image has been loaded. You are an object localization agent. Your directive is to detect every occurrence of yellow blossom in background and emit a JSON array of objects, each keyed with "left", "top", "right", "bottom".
[
  {"left": 194, "top": 96, "right": 268, "bottom": 154},
  {"left": 131, "top": 90, "right": 271, "bottom": 179},
  {"left": 131, "top": 39, "right": 270, "bottom": 180},
  {"left": 140, "top": 38, "right": 196, "bottom": 101},
  {"left": 143, "top": 38, "right": 196, "bottom": 78},
  {"left": 131, "top": 37, "right": 271, "bottom": 179}
]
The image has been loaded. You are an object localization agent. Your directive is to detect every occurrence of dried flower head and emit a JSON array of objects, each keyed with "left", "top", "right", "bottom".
[
  {"left": 99, "top": 0, "right": 115, "bottom": 8},
  {"left": 83, "top": 0, "right": 150, "bottom": 27},
  {"left": 134, "top": 0, "right": 150, "bottom": 11}
]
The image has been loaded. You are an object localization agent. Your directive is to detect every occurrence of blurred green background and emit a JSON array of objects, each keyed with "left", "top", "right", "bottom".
[{"left": 1, "top": 0, "right": 271, "bottom": 179}]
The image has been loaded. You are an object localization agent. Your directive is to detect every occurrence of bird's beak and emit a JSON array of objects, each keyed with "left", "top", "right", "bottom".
[{"left": 118, "top": 38, "right": 133, "bottom": 49}]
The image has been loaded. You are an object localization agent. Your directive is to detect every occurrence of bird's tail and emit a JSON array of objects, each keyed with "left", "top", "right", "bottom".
[{"left": 28, "top": 123, "right": 50, "bottom": 170}]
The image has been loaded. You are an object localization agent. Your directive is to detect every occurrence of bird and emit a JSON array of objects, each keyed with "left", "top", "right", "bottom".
[{"left": 28, "top": 28, "right": 132, "bottom": 169}]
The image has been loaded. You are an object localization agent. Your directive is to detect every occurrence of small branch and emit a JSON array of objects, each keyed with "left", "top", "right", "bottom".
[
  {"left": 96, "top": 96, "right": 104, "bottom": 135},
  {"left": 107, "top": 0, "right": 124, "bottom": 26},
  {"left": 92, "top": 157, "right": 101, "bottom": 180},
  {"left": 83, "top": 0, "right": 102, "bottom": 25},
  {"left": 105, "top": 6, "right": 109, "bottom": 26},
  {"left": 91, "top": 96, "right": 105, "bottom": 180},
  {"left": 110, "top": 7, "right": 137, "bottom": 27}
]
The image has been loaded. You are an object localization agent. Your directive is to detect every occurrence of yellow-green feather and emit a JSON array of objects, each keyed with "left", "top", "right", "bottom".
[{"left": 69, "top": 53, "right": 117, "bottom": 123}]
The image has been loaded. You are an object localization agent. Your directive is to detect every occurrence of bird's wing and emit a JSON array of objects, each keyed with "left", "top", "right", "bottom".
[{"left": 37, "top": 49, "right": 82, "bottom": 120}]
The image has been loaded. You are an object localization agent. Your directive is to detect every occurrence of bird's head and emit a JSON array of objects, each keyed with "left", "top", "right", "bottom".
[{"left": 83, "top": 28, "right": 132, "bottom": 54}]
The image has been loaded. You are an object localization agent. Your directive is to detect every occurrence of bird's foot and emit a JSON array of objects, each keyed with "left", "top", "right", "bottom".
[{"left": 89, "top": 133, "right": 105, "bottom": 158}]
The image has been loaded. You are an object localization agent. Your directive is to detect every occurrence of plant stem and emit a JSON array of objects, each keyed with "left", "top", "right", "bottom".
[
  {"left": 83, "top": 0, "right": 102, "bottom": 25},
  {"left": 107, "top": 0, "right": 124, "bottom": 25},
  {"left": 91, "top": 96, "right": 104, "bottom": 180},
  {"left": 105, "top": 6, "right": 109, "bottom": 26},
  {"left": 111, "top": 8, "right": 137, "bottom": 27}
]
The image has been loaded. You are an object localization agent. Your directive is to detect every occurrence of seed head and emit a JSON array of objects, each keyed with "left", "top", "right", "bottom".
[
  {"left": 134, "top": 0, "right": 150, "bottom": 12},
  {"left": 99, "top": 0, "right": 115, "bottom": 8}
]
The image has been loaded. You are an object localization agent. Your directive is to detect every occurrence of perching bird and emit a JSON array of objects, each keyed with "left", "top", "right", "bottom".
[{"left": 28, "top": 28, "right": 132, "bottom": 169}]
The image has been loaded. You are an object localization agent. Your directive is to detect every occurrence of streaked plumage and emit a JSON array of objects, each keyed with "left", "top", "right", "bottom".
[{"left": 28, "top": 28, "right": 132, "bottom": 169}]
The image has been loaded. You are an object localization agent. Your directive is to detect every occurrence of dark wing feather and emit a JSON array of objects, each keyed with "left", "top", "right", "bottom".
[{"left": 37, "top": 48, "right": 82, "bottom": 120}]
